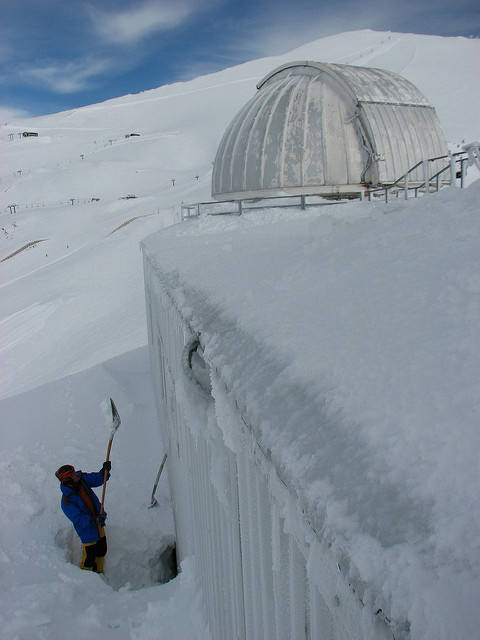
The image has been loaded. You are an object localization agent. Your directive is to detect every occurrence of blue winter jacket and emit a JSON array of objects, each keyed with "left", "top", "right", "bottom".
[{"left": 60, "top": 470, "right": 109, "bottom": 543}]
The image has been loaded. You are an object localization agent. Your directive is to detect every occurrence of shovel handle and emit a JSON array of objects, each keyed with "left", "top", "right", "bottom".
[{"left": 99, "top": 438, "right": 113, "bottom": 515}]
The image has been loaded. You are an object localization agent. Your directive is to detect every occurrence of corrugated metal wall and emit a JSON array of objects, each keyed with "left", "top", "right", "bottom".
[
  {"left": 212, "top": 69, "right": 365, "bottom": 197},
  {"left": 143, "top": 257, "right": 397, "bottom": 640},
  {"left": 361, "top": 103, "right": 449, "bottom": 184}
]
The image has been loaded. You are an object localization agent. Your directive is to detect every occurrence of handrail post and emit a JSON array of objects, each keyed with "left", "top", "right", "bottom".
[
  {"left": 300, "top": 195, "right": 305, "bottom": 210},
  {"left": 460, "top": 158, "right": 466, "bottom": 188},
  {"left": 404, "top": 172, "right": 409, "bottom": 200},
  {"left": 423, "top": 159, "right": 430, "bottom": 195},
  {"left": 449, "top": 152, "right": 457, "bottom": 188}
]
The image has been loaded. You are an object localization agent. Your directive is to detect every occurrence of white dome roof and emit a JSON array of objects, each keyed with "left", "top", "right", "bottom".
[{"left": 212, "top": 62, "right": 448, "bottom": 199}]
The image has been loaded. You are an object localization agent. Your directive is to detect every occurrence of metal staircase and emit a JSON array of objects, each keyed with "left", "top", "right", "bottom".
[{"left": 366, "top": 147, "right": 476, "bottom": 202}]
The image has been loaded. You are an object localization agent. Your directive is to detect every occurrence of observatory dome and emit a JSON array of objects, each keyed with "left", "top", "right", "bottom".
[{"left": 212, "top": 61, "right": 448, "bottom": 199}]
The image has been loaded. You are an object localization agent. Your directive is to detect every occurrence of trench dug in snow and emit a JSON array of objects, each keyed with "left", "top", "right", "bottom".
[{"left": 55, "top": 525, "right": 177, "bottom": 590}]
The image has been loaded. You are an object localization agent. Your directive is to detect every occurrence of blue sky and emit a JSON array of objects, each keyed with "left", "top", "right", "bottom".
[{"left": 1, "top": 0, "right": 479, "bottom": 119}]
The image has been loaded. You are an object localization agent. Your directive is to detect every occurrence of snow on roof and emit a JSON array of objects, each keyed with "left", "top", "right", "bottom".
[{"left": 142, "top": 182, "right": 480, "bottom": 639}]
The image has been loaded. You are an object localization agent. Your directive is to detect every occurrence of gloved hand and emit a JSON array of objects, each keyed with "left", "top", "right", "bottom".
[
  {"left": 102, "top": 460, "right": 111, "bottom": 473},
  {"left": 96, "top": 513, "right": 106, "bottom": 527}
]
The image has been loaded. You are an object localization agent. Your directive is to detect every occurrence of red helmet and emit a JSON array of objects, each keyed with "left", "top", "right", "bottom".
[{"left": 55, "top": 465, "right": 76, "bottom": 482}]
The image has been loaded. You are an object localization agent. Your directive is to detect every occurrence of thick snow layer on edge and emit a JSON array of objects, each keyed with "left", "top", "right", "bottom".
[{"left": 142, "top": 182, "right": 480, "bottom": 639}]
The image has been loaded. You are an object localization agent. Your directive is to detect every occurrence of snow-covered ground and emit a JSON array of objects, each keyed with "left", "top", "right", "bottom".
[{"left": 0, "top": 29, "right": 479, "bottom": 639}]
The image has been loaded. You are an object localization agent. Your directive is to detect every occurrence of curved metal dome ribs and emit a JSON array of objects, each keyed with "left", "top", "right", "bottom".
[{"left": 212, "top": 61, "right": 448, "bottom": 199}]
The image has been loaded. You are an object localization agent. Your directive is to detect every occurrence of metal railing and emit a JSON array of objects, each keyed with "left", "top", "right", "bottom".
[
  {"left": 181, "top": 146, "right": 478, "bottom": 220},
  {"left": 181, "top": 193, "right": 357, "bottom": 220},
  {"left": 366, "top": 150, "right": 471, "bottom": 202}
]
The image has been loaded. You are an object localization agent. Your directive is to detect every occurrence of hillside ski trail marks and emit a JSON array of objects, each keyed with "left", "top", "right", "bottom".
[
  {"left": 0, "top": 301, "right": 58, "bottom": 354},
  {"left": 109, "top": 213, "right": 155, "bottom": 235},
  {"left": 1, "top": 239, "right": 48, "bottom": 263},
  {"left": 337, "top": 34, "right": 416, "bottom": 74}
]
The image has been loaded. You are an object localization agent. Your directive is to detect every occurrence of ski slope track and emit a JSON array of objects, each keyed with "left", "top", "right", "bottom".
[{"left": 0, "top": 29, "right": 479, "bottom": 640}]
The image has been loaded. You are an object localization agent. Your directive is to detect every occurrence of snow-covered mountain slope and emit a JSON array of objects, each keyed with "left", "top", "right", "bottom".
[
  {"left": 0, "top": 29, "right": 479, "bottom": 640},
  {"left": 1, "top": 29, "right": 478, "bottom": 399}
]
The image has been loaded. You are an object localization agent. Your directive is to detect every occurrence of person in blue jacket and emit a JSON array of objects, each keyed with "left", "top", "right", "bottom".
[{"left": 55, "top": 462, "right": 111, "bottom": 572}]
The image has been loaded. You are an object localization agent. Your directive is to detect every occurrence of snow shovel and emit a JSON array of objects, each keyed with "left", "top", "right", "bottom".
[
  {"left": 149, "top": 453, "right": 168, "bottom": 508},
  {"left": 99, "top": 398, "right": 121, "bottom": 515}
]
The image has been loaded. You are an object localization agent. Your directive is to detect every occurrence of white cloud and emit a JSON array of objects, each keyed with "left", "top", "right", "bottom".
[
  {"left": 87, "top": 0, "right": 197, "bottom": 45},
  {"left": 0, "top": 105, "right": 30, "bottom": 123},
  {"left": 19, "top": 58, "right": 112, "bottom": 94}
]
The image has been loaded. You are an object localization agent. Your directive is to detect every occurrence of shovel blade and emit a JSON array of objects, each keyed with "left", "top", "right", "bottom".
[{"left": 110, "top": 397, "right": 121, "bottom": 430}]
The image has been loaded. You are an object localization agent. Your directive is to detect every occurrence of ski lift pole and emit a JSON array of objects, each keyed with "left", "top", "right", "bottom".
[
  {"left": 149, "top": 453, "right": 168, "bottom": 508},
  {"left": 100, "top": 398, "right": 121, "bottom": 515}
]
